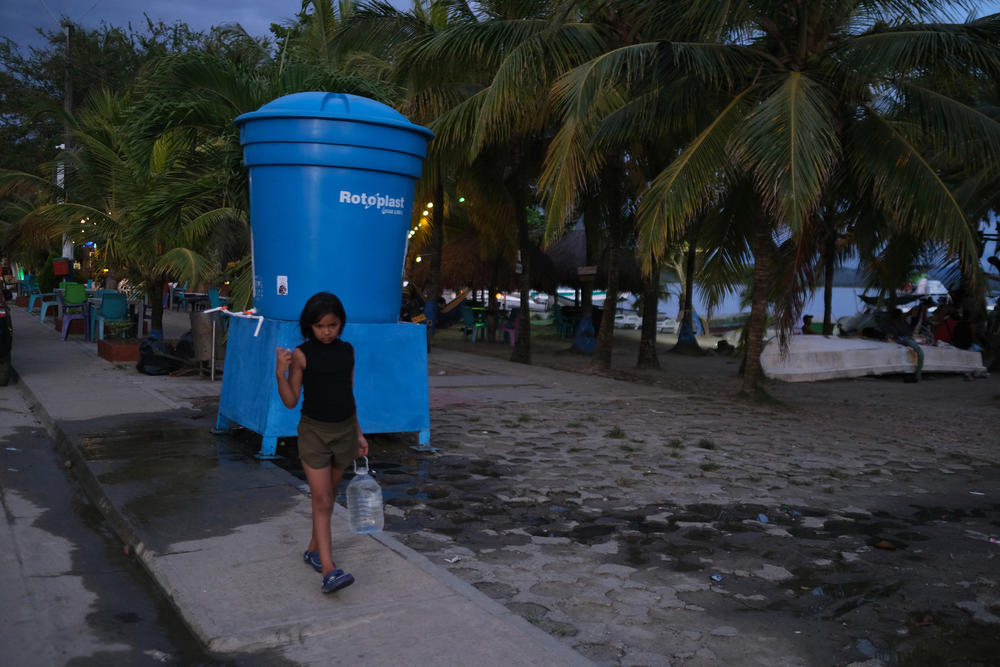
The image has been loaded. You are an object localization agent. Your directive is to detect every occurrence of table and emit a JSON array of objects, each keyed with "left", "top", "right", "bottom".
[{"left": 184, "top": 292, "right": 209, "bottom": 311}]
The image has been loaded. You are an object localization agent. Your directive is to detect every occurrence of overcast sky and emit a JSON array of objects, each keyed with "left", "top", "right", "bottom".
[
  {"left": 3, "top": 0, "right": 1000, "bottom": 53},
  {"left": 2, "top": 0, "right": 321, "bottom": 51}
]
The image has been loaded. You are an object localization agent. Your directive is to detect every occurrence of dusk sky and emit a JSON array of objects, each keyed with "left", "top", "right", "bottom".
[{"left": 2, "top": 0, "right": 999, "bottom": 52}]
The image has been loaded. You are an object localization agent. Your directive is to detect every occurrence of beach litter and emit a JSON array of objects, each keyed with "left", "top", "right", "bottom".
[
  {"left": 710, "top": 574, "right": 723, "bottom": 582},
  {"left": 757, "top": 513, "right": 769, "bottom": 524}
]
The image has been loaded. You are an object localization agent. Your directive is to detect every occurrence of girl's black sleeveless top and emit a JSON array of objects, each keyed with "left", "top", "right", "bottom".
[{"left": 297, "top": 338, "right": 356, "bottom": 422}]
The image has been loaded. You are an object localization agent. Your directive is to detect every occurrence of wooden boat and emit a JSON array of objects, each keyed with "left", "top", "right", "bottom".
[{"left": 760, "top": 334, "right": 985, "bottom": 382}]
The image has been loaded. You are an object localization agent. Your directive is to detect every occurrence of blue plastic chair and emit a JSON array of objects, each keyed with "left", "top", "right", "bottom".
[
  {"left": 27, "top": 275, "right": 56, "bottom": 314},
  {"left": 208, "top": 287, "right": 226, "bottom": 309},
  {"left": 39, "top": 280, "right": 70, "bottom": 322},
  {"left": 552, "top": 304, "right": 575, "bottom": 338},
  {"left": 91, "top": 291, "right": 130, "bottom": 341},
  {"left": 173, "top": 282, "right": 188, "bottom": 311},
  {"left": 460, "top": 305, "right": 486, "bottom": 342}
]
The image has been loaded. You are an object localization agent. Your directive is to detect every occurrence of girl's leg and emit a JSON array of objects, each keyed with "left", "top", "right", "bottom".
[{"left": 302, "top": 461, "right": 345, "bottom": 576}]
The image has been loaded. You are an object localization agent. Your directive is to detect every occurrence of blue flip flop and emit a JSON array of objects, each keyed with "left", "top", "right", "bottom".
[
  {"left": 303, "top": 550, "right": 322, "bottom": 573},
  {"left": 322, "top": 570, "right": 355, "bottom": 594},
  {"left": 304, "top": 550, "right": 344, "bottom": 577}
]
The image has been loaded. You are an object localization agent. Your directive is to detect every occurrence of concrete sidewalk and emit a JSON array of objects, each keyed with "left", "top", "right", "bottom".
[{"left": 6, "top": 305, "right": 592, "bottom": 666}]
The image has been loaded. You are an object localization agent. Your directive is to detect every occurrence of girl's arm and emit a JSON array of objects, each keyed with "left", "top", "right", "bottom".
[
  {"left": 276, "top": 347, "right": 306, "bottom": 408},
  {"left": 355, "top": 416, "right": 369, "bottom": 458},
  {"left": 351, "top": 367, "right": 369, "bottom": 457}
]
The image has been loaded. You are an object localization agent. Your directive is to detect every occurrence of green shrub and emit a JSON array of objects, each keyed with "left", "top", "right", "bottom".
[{"left": 37, "top": 257, "right": 59, "bottom": 293}]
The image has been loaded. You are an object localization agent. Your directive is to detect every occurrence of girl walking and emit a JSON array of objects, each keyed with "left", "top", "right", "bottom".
[{"left": 276, "top": 291, "right": 368, "bottom": 594}]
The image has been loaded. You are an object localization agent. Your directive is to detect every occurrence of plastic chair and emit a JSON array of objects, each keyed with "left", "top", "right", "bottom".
[
  {"left": 460, "top": 305, "right": 485, "bottom": 342},
  {"left": 499, "top": 307, "right": 520, "bottom": 347},
  {"left": 39, "top": 280, "right": 70, "bottom": 322},
  {"left": 552, "top": 304, "right": 575, "bottom": 338},
  {"left": 58, "top": 282, "right": 88, "bottom": 340},
  {"left": 208, "top": 287, "right": 226, "bottom": 309},
  {"left": 173, "top": 282, "right": 188, "bottom": 311},
  {"left": 27, "top": 275, "right": 56, "bottom": 314},
  {"left": 91, "top": 291, "right": 130, "bottom": 341}
]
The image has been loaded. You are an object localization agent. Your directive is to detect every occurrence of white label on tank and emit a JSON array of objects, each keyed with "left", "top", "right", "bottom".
[
  {"left": 338, "top": 190, "right": 406, "bottom": 216},
  {"left": 277, "top": 275, "right": 288, "bottom": 295}
]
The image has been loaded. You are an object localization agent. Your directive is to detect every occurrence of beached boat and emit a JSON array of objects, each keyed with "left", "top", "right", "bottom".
[{"left": 760, "top": 334, "right": 985, "bottom": 382}]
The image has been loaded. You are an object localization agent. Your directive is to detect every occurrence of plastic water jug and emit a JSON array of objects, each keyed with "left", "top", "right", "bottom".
[{"left": 347, "top": 457, "right": 384, "bottom": 534}]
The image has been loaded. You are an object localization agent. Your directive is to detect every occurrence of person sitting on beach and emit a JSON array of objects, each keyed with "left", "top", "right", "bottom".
[
  {"left": 880, "top": 308, "right": 923, "bottom": 383},
  {"left": 801, "top": 314, "right": 817, "bottom": 335},
  {"left": 934, "top": 311, "right": 958, "bottom": 344},
  {"left": 907, "top": 298, "right": 935, "bottom": 343}
]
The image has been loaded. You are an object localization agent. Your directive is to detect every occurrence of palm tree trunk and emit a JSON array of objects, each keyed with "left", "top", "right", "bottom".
[
  {"left": 637, "top": 258, "right": 660, "bottom": 369},
  {"left": 487, "top": 259, "right": 500, "bottom": 343},
  {"left": 580, "top": 195, "right": 601, "bottom": 323},
  {"left": 741, "top": 222, "right": 774, "bottom": 395},
  {"left": 593, "top": 170, "right": 624, "bottom": 370},
  {"left": 673, "top": 234, "right": 701, "bottom": 354},
  {"left": 511, "top": 203, "right": 532, "bottom": 364},
  {"left": 593, "top": 242, "right": 620, "bottom": 368},
  {"left": 147, "top": 275, "right": 166, "bottom": 337},
  {"left": 822, "top": 235, "right": 835, "bottom": 335}
]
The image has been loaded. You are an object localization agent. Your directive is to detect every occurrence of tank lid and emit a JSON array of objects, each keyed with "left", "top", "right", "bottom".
[{"left": 235, "top": 92, "right": 433, "bottom": 138}]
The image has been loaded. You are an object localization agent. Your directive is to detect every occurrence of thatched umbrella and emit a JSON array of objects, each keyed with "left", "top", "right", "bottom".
[{"left": 544, "top": 228, "right": 644, "bottom": 292}]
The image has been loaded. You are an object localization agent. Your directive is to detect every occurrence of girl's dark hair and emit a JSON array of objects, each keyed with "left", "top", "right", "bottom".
[{"left": 299, "top": 292, "right": 347, "bottom": 339}]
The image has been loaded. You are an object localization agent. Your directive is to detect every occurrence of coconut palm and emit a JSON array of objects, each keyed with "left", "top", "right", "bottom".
[
  {"left": 333, "top": 1, "right": 470, "bottom": 314},
  {"left": 542, "top": 0, "right": 1000, "bottom": 394},
  {"left": 399, "top": 0, "right": 605, "bottom": 363},
  {"left": 122, "top": 34, "right": 399, "bottom": 306}
]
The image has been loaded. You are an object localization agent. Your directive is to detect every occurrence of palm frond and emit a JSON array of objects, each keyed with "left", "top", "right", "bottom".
[
  {"left": 636, "top": 88, "right": 752, "bottom": 268},
  {"left": 847, "top": 111, "right": 981, "bottom": 278},
  {"left": 738, "top": 71, "right": 840, "bottom": 231}
]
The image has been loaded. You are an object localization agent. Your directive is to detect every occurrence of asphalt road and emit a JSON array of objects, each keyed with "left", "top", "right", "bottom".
[{"left": 0, "top": 382, "right": 225, "bottom": 666}]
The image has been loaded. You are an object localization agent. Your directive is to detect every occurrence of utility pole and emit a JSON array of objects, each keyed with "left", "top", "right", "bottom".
[{"left": 60, "top": 21, "right": 74, "bottom": 263}]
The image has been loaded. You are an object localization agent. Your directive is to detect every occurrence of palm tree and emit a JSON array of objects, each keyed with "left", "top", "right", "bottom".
[
  {"left": 400, "top": 0, "right": 605, "bottom": 363},
  {"left": 334, "top": 1, "right": 467, "bottom": 313},
  {"left": 543, "top": 0, "right": 1000, "bottom": 395},
  {"left": 123, "top": 34, "right": 399, "bottom": 306}
]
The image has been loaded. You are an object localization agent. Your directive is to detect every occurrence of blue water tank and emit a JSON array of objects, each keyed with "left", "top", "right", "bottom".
[{"left": 235, "top": 92, "right": 433, "bottom": 322}]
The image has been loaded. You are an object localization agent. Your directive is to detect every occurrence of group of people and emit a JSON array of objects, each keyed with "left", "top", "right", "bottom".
[{"left": 801, "top": 295, "right": 1000, "bottom": 382}]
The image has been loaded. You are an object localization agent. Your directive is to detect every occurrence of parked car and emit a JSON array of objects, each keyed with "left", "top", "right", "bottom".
[
  {"left": 656, "top": 317, "right": 679, "bottom": 334},
  {"left": 0, "top": 280, "right": 13, "bottom": 385},
  {"left": 614, "top": 313, "right": 641, "bottom": 329}
]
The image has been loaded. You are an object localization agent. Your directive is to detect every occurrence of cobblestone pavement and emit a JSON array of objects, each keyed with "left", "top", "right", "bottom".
[{"left": 362, "top": 338, "right": 1000, "bottom": 667}]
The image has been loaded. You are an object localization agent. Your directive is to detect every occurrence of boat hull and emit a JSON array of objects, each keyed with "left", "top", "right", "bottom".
[{"left": 760, "top": 335, "right": 985, "bottom": 382}]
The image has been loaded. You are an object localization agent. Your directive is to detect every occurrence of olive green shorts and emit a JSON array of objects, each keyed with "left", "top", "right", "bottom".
[{"left": 297, "top": 414, "right": 359, "bottom": 471}]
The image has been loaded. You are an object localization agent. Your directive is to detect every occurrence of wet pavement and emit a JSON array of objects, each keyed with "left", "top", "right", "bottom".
[{"left": 8, "top": 304, "right": 1000, "bottom": 665}]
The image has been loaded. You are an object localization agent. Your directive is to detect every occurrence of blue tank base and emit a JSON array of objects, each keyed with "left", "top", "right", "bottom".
[
  {"left": 212, "top": 413, "right": 234, "bottom": 435},
  {"left": 217, "top": 316, "right": 431, "bottom": 462},
  {"left": 254, "top": 437, "right": 282, "bottom": 460},
  {"left": 410, "top": 429, "right": 436, "bottom": 453}
]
